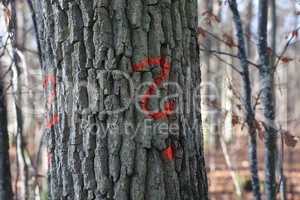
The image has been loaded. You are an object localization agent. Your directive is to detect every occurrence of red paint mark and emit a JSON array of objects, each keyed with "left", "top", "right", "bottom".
[
  {"left": 46, "top": 114, "right": 60, "bottom": 129},
  {"left": 44, "top": 74, "right": 57, "bottom": 107},
  {"left": 47, "top": 152, "right": 52, "bottom": 168},
  {"left": 163, "top": 146, "right": 174, "bottom": 161},
  {"left": 47, "top": 90, "right": 57, "bottom": 105},
  {"left": 132, "top": 58, "right": 150, "bottom": 71},
  {"left": 43, "top": 74, "right": 56, "bottom": 89},
  {"left": 133, "top": 57, "right": 175, "bottom": 120},
  {"left": 43, "top": 74, "right": 60, "bottom": 128}
]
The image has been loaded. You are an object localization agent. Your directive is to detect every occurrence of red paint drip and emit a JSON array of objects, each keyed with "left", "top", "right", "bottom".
[
  {"left": 44, "top": 74, "right": 57, "bottom": 106},
  {"left": 43, "top": 75, "right": 56, "bottom": 88},
  {"left": 132, "top": 58, "right": 149, "bottom": 71},
  {"left": 163, "top": 146, "right": 174, "bottom": 160},
  {"left": 44, "top": 74, "right": 59, "bottom": 128},
  {"left": 47, "top": 90, "right": 57, "bottom": 105},
  {"left": 133, "top": 57, "right": 175, "bottom": 120},
  {"left": 46, "top": 114, "right": 60, "bottom": 129}
]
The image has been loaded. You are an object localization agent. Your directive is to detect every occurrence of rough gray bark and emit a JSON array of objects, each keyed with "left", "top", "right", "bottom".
[
  {"left": 228, "top": 1, "right": 261, "bottom": 199},
  {"left": 33, "top": 0, "right": 208, "bottom": 199},
  {"left": 0, "top": 73, "right": 12, "bottom": 200},
  {"left": 257, "top": 1, "right": 277, "bottom": 199}
]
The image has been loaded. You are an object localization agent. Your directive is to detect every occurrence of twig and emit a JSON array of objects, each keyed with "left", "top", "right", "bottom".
[
  {"left": 253, "top": 90, "right": 263, "bottom": 112},
  {"left": 220, "top": 135, "right": 242, "bottom": 198},
  {"left": 273, "top": 26, "right": 300, "bottom": 72},
  {"left": 199, "top": 46, "right": 259, "bottom": 68},
  {"left": 0, "top": 63, "right": 13, "bottom": 80},
  {"left": 205, "top": 49, "right": 242, "bottom": 74}
]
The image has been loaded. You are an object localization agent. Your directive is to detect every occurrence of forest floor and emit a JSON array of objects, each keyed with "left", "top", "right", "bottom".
[{"left": 206, "top": 135, "right": 300, "bottom": 200}]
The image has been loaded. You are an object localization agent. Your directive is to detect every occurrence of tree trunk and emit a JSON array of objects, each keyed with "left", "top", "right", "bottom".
[
  {"left": 228, "top": 1, "right": 261, "bottom": 199},
  {"left": 257, "top": 1, "right": 277, "bottom": 199},
  {"left": 0, "top": 73, "right": 12, "bottom": 200},
  {"left": 33, "top": 1, "right": 208, "bottom": 199}
]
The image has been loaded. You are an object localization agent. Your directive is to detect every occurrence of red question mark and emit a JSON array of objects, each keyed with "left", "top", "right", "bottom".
[{"left": 133, "top": 57, "right": 175, "bottom": 160}]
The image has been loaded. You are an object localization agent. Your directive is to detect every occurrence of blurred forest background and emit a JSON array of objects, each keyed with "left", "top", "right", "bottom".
[{"left": 0, "top": 0, "right": 300, "bottom": 199}]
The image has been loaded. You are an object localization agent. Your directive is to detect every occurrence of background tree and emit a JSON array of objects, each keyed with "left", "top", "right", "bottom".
[
  {"left": 228, "top": 1, "right": 261, "bottom": 199},
  {"left": 0, "top": 74, "right": 12, "bottom": 199},
  {"left": 257, "top": 1, "right": 277, "bottom": 199},
  {"left": 0, "top": 2, "right": 13, "bottom": 199}
]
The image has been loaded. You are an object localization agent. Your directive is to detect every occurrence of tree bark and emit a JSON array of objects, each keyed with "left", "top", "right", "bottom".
[
  {"left": 228, "top": 1, "right": 261, "bottom": 199},
  {"left": 33, "top": 0, "right": 208, "bottom": 199},
  {"left": 0, "top": 73, "right": 12, "bottom": 200},
  {"left": 257, "top": 1, "right": 277, "bottom": 199}
]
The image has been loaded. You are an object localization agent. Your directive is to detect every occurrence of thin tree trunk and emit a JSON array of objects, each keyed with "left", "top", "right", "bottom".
[
  {"left": 245, "top": 0, "right": 253, "bottom": 59},
  {"left": 33, "top": 0, "right": 208, "bottom": 199},
  {"left": 270, "top": 1, "right": 287, "bottom": 200},
  {"left": 202, "top": 0, "right": 216, "bottom": 171},
  {"left": 257, "top": 1, "right": 277, "bottom": 199},
  {"left": 10, "top": 0, "right": 29, "bottom": 198},
  {"left": 270, "top": 0, "right": 276, "bottom": 69},
  {"left": 0, "top": 69, "right": 12, "bottom": 200},
  {"left": 228, "top": 1, "right": 261, "bottom": 199}
]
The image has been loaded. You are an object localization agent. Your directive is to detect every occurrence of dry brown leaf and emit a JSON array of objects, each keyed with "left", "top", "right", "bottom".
[
  {"left": 232, "top": 113, "right": 240, "bottom": 127},
  {"left": 202, "top": 10, "right": 221, "bottom": 26},
  {"left": 197, "top": 27, "right": 207, "bottom": 38},
  {"left": 292, "top": 30, "right": 299, "bottom": 38},
  {"left": 283, "top": 130, "right": 298, "bottom": 148},
  {"left": 236, "top": 104, "right": 242, "bottom": 111},
  {"left": 223, "top": 33, "right": 236, "bottom": 48},
  {"left": 280, "top": 56, "right": 293, "bottom": 64}
]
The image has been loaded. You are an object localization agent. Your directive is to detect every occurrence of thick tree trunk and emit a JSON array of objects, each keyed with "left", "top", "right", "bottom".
[
  {"left": 33, "top": 1, "right": 208, "bottom": 199},
  {"left": 0, "top": 74, "right": 12, "bottom": 200}
]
